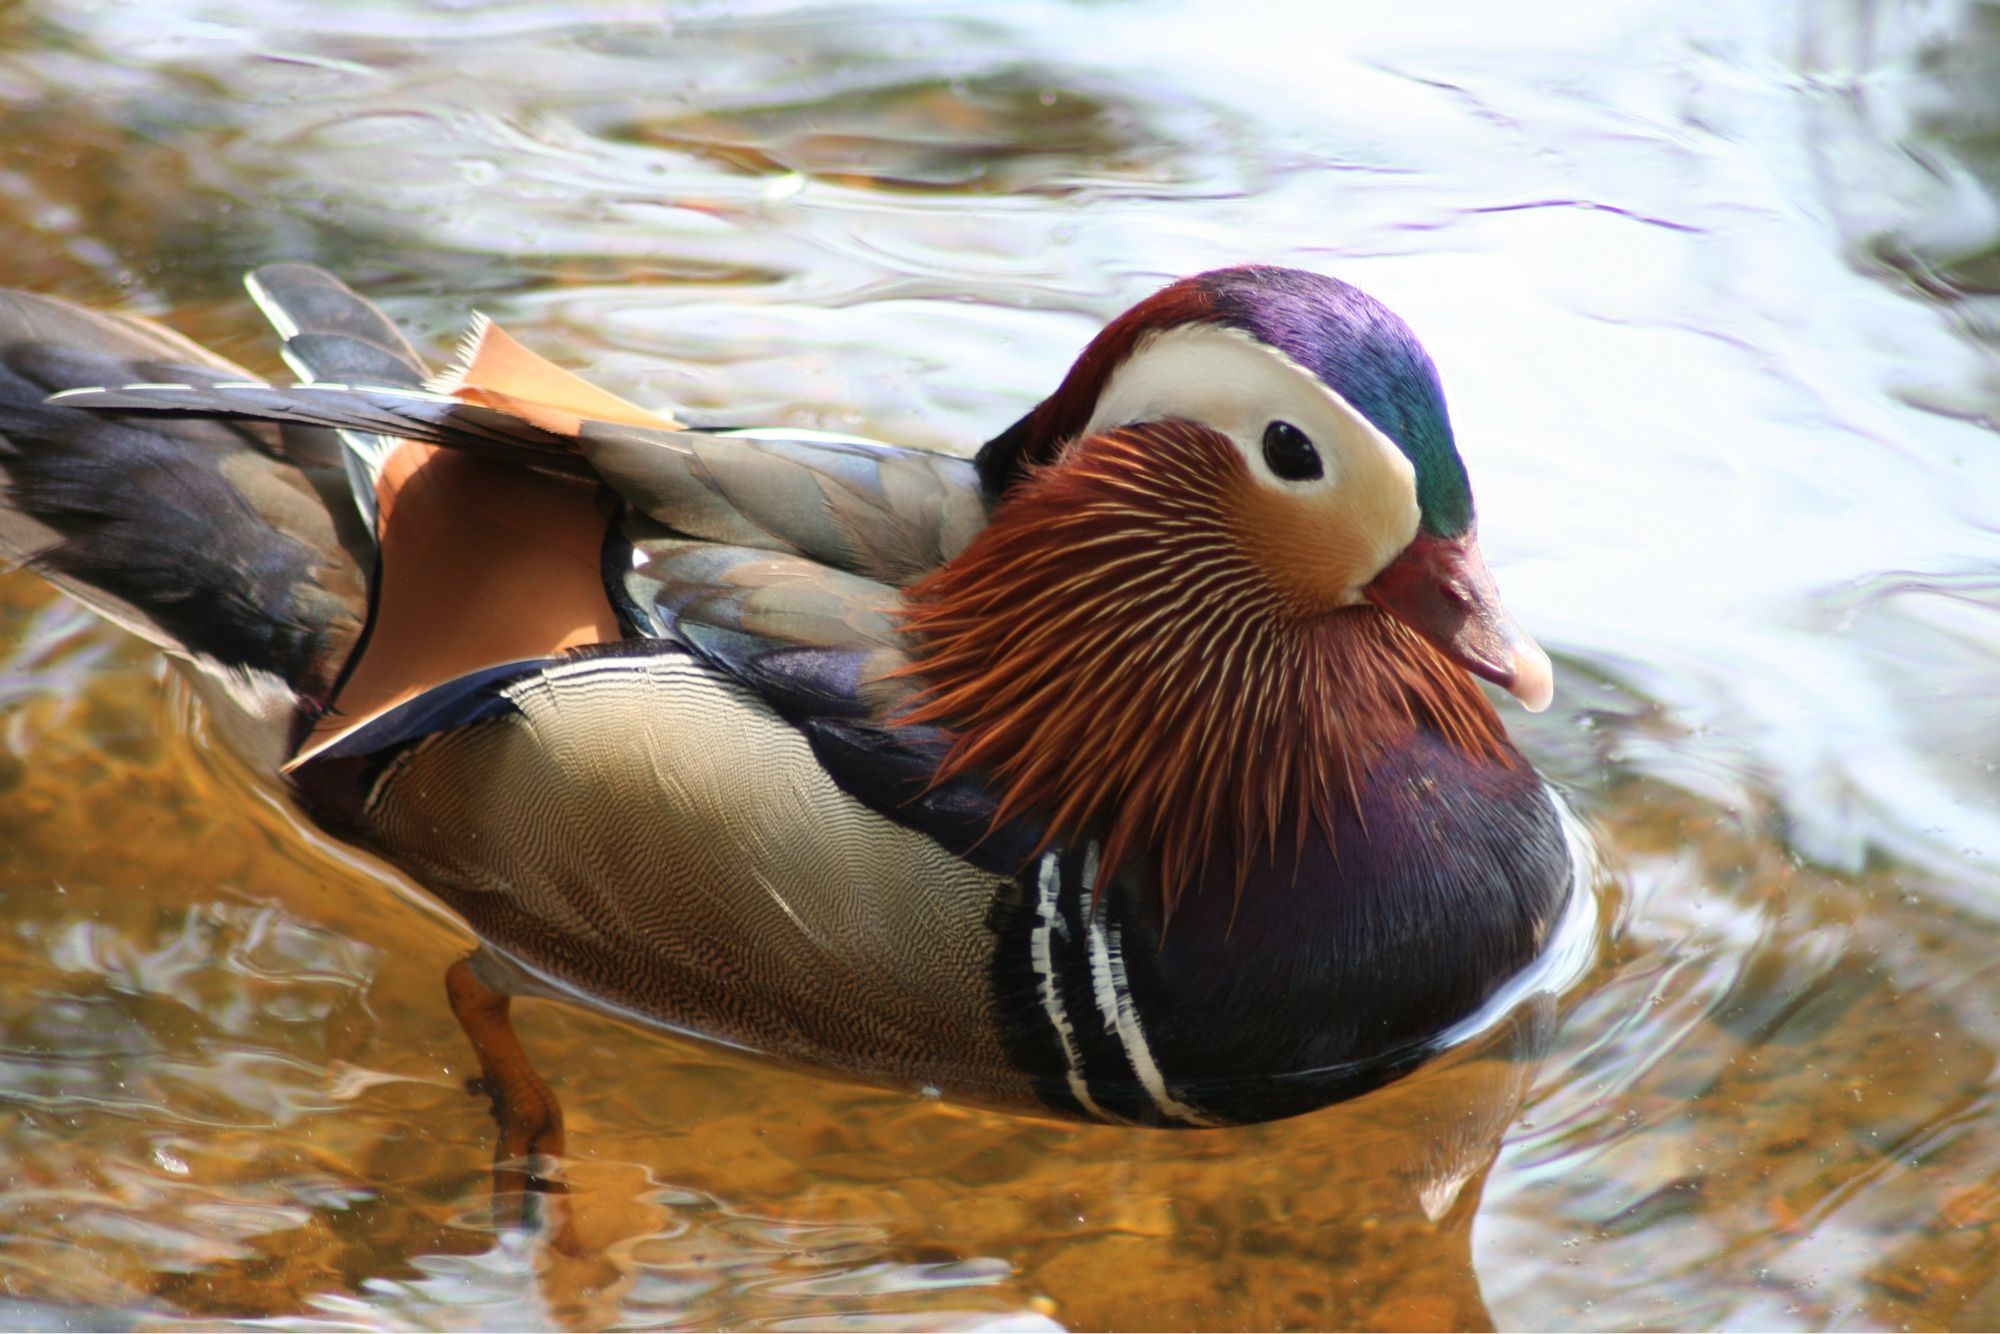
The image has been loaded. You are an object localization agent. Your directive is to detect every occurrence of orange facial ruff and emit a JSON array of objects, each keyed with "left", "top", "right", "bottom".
[{"left": 899, "top": 419, "right": 1514, "bottom": 918}]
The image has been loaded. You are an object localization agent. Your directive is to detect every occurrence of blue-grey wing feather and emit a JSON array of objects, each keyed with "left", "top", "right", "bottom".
[{"left": 584, "top": 426, "right": 988, "bottom": 586}]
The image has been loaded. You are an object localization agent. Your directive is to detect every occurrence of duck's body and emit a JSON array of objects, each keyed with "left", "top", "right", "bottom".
[{"left": 0, "top": 263, "right": 1574, "bottom": 1128}]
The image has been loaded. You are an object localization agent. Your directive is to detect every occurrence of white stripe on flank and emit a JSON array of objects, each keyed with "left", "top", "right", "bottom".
[
  {"left": 1030, "top": 852, "right": 1110, "bottom": 1121},
  {"left": 1082, "top": 844, "right": 1218, "bottom": 1126}
]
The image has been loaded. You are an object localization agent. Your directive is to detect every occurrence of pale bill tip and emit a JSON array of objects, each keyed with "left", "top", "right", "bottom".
[{"left": 1509, "top": 637, "right": 1555, "bottom": 714}]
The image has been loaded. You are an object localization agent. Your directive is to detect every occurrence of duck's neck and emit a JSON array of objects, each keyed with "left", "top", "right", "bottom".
[{"left": 901, "top": 421, "right": 1515, "bottom": 913}]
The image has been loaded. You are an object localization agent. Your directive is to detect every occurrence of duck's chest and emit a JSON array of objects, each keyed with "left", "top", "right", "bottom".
[
  {"left": 298, "top": 651, "right": 1571, "bottom": 1125},
  {"left": 990, "top": 737, "right": 1574, "bottom": 1125}
]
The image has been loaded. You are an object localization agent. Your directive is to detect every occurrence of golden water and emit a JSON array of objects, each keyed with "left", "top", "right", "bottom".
[{"left": 1, "top": 1, "right": 1998, "bottom": 1328}]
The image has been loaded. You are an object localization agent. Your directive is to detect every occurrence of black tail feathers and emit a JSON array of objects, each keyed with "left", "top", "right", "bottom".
[{"left": 0, "top": 289, "right": 366, "bottom": 701}]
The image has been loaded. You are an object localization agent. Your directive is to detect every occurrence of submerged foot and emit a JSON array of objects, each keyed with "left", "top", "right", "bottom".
[{"left": 446, "top": 955, "right": 568, "bottom": 1224}]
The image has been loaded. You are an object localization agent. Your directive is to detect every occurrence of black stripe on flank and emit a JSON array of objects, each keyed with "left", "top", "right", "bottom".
[
  {"left": 985, "top": 871, "right": 1091, "bottom": 1120},
  {"left": 988, "top": 846, "right": 1177, "bottom": 1125}
]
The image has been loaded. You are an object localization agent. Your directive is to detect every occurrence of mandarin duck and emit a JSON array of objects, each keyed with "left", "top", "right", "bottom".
[{"left": 0, "top": 263, "right": 1578, "bottom": 1163}]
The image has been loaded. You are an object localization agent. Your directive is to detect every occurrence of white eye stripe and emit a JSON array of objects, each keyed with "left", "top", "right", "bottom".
[
  {"left": 1079, "top": 323, "right": 1405, "bottom": 496},
  {"left": 1080, "top": 321, "right": 1423, "bottom": 600}
]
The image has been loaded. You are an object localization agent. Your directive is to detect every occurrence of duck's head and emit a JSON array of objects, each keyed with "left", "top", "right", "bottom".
[{"left": 975, "top": 264, "right": 1552, "bottom": 713}]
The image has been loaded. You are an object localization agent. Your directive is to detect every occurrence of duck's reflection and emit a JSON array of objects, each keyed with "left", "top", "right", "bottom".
[{"left": 485, "top": 987, "right": 1558, "bottom": 1332}]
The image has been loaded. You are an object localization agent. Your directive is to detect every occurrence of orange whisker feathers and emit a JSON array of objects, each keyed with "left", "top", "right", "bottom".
[{"left": 895, "top": 421, "right": 1512, "bottom": 917}]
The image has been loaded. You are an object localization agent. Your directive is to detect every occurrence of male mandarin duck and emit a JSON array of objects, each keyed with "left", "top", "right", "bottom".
[{"left": 0, "top": 263, "right": 1578, "bottom": 1157}]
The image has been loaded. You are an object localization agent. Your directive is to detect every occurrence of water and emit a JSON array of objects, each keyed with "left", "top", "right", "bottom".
[{"left": 1, "top": 0, "right": 1997, "bottom": 1326}]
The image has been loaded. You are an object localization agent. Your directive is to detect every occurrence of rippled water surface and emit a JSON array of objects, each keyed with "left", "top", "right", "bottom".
[{"left": 1, "top": 0, "right": 1998, "bottom": 1328}]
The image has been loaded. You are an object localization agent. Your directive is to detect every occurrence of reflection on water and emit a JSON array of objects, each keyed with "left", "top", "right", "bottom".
[{"left": 1, "top": 0, "right": 1998, "bottom": 1327}]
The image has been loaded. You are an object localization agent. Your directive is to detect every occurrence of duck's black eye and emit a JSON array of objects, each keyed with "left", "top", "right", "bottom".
[{"left": 1261, "top": 420, "right": 1322, "bottom": 482}]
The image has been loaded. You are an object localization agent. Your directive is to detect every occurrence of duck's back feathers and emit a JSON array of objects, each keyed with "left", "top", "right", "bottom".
[
  {"left": 60, "top": 384, "right": 991, "bottom": 587},
  {"left": 56, "top": 368, "right": 1001, "bottom": 776}
]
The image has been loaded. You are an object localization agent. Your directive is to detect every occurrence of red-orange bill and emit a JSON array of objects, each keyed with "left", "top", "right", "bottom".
[{"left": 1363, "top": 531, "right": 1553, "bottom": 712}]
